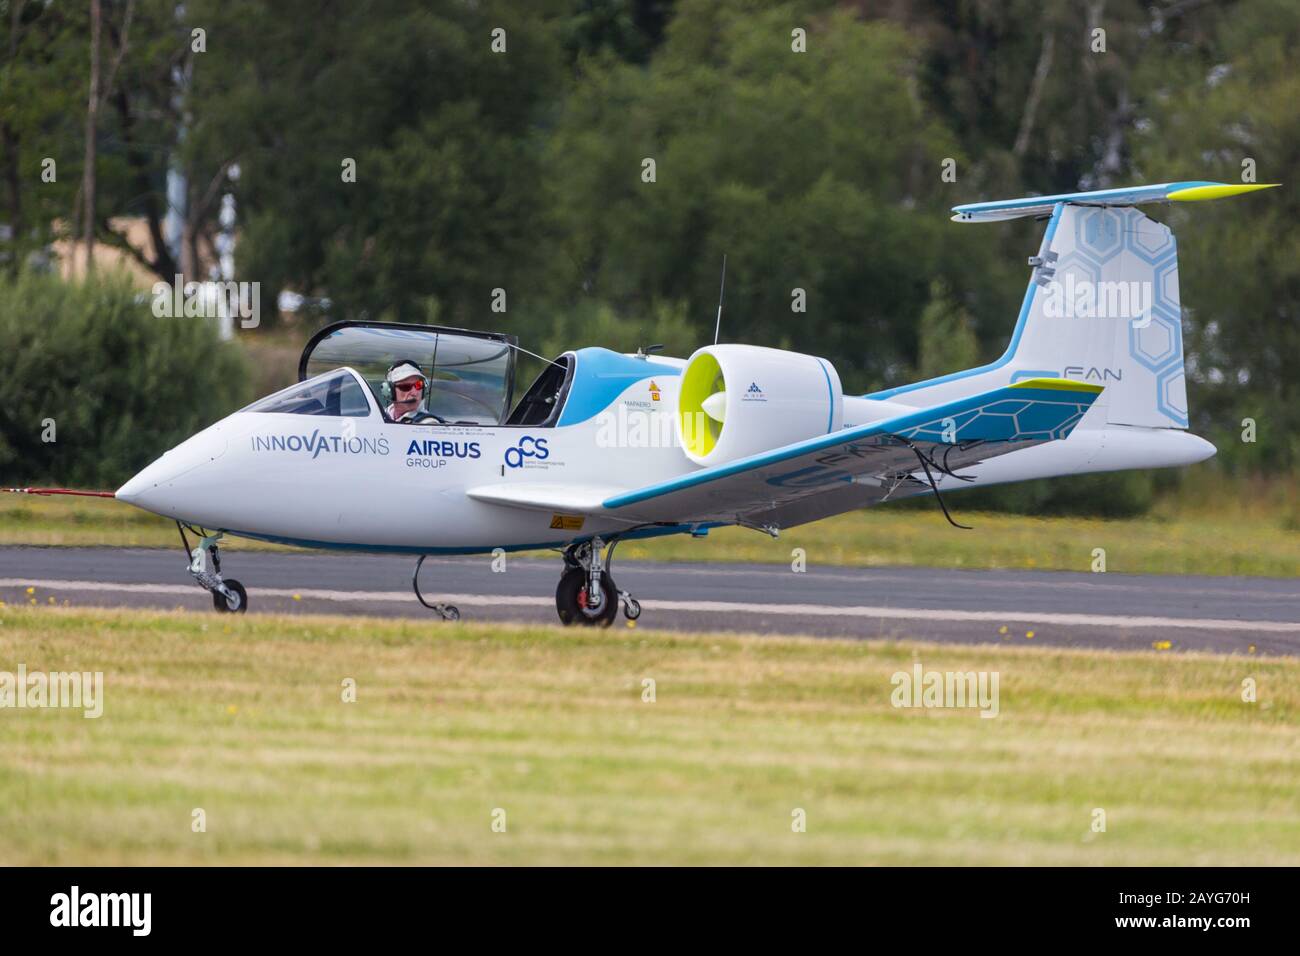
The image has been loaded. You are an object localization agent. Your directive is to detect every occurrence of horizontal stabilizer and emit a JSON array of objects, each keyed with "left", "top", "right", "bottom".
[{"left": 951, "top": 181, "right": 1279, "bottom": 223}]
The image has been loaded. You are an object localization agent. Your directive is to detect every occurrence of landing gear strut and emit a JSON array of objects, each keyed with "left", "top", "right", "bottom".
[
  {"left": 179, "top": 524, "right": 246, "bottom": 613},
  {"left": 556, "top": 536, "right": 640, "bottom": 627}
]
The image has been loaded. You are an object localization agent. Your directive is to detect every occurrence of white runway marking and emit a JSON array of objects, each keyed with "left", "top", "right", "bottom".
[{"left": 4, "top": 577, "right": 1297, "bottom": 633}]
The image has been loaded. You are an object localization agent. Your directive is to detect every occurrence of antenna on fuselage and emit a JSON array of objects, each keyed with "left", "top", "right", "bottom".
[{"left": 712, "top": 254, "right": 727, "bottom": 345}]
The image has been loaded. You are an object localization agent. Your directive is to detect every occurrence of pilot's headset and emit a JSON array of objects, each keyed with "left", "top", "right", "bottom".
[{"left": 381, "top": 359, "right": 429, "bottom": 405}]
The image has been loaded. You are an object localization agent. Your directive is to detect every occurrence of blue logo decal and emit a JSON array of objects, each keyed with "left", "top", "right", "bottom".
[
  {"left": 504, "top": 436, "right": 549, "bottom": 469},
  {"left": 405, "top": 440, "right": 481, "bottom": 459}
]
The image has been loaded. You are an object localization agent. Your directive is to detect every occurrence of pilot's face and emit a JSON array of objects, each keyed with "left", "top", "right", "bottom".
[{"left": 392, "top": 376, "right": 424, "bottom": 413}]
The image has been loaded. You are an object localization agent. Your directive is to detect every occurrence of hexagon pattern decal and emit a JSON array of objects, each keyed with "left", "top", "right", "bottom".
[{"left": 1046, "top": 206, "right": 1187, "bottom": 427}]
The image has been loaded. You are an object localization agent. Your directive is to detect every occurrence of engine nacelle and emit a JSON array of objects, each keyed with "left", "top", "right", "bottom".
[{"left": 675, "top": 344, "right": 843, "bottom": 466}]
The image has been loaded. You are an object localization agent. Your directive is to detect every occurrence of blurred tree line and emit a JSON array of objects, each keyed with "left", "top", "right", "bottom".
[
  {"left": 0, "top": 272, "right": 249, "bottom": 486},
  {"left": 1, "top": 0, "right": 1296, "bottom": 492}
]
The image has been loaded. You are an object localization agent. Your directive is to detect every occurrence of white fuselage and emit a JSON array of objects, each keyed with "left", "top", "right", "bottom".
[
  {"left": 117, "top": 361, "right": 694, "bottom": 552},
  {"left": 116, "top": 357, "right": 1212, "bottom": 554}
]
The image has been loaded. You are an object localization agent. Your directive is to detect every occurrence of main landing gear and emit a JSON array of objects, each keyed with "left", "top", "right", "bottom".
[
  {"left": 179, "top": 524, "right": 247, "bottom": 613},
  {"left": 556, "top": 536, "right": 640, "bottom": 627}
]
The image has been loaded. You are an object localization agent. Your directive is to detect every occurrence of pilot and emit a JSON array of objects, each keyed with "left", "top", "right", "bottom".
[{"left": 384, "top": 359, "right": 443, "bottom": 424}]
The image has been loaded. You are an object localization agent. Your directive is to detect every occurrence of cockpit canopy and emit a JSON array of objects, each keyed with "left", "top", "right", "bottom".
[
  {"left": 243, "top": 367, "right": 375, "bottom": 417},
  {"left": 299, "top": 321, "right": 518, "bottom": 425}
]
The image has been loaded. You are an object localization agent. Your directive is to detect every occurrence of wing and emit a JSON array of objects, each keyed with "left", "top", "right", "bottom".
[
  {"left": 467, "top": 378, "right": 1101, "bottom": 530},
  {"left": 598, "top": 378, "right": 1099, "bottom": 527}
]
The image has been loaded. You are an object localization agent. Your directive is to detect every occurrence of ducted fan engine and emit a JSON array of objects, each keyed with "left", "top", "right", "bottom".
[{"left": 675, "top": 344, "right": 843, "bottom": 466}]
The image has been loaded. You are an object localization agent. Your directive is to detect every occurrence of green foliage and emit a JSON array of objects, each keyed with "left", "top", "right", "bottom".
[
  {"left": 533, "top": 298, "right": 699, "bottom": 360},
  {"left": 0, "top": 272, "right": 251, "bottom": 487},
  {"left": 543, "top": 1, "right": 970, "bottom": 389},
  {"left": 916, "top": 278, "right": 978, "bottom": 379},
  {"left": 190, "top": 0, "right": 568, "bottom": 325},
  {"left": 1130, "top": 0, "right": 1300, "bottom": 472},
  {"left": 559, "top": 0, "right": 672, "bottom": 65},
  {"left": 2, "top": 0, "right": 1297, "bottom": 517},
  {"left": 953, "top": 470, "right": 1155, "bottom": 519},
  {"left": 0, "top": 1, "right": 87, "bottom": 270}
]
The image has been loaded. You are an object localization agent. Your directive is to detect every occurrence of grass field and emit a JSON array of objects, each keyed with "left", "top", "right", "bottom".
[
  {"left": 1, "top": 604, "right": 1297, "bottom": 865},
  {"left": 3, "top": 480, "right": 1298, "bottom": 576}
]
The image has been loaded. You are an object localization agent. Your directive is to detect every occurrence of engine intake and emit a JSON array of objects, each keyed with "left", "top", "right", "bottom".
[{"left": 676, "top": 344, "right": 843, "bottom": 466}]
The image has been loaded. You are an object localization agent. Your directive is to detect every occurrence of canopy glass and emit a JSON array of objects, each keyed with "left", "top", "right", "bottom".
[{"left": 300, "top": 322, "right": 517, "bottom": 425}]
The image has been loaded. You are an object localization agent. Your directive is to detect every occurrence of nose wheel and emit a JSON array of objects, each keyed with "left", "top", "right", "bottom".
[
  {"left": 213, "top": 579, "right": 247, "bottom": 613},
  {"left": 179, "top": 525, "right": 249, "bottom": 613},
  {"left": 556, "top": 537, "right": 640, "bottom": 626}
]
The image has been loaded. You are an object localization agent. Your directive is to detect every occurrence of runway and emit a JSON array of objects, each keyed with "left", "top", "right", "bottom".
[{"left": 1, "top": 546, "right": 1297, "bottom": 655}]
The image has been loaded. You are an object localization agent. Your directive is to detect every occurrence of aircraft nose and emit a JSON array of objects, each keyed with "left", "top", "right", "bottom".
[
  {"left": 115, "top": 458, "right": 173, "bottom": 506},
  {"left": 116, "top": 425, "right": 229, "bottom": 517}
]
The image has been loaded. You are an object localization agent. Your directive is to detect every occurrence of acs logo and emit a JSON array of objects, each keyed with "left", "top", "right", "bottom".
[{"left": 504, "top": 435, "right": 549, "bottom": 469}]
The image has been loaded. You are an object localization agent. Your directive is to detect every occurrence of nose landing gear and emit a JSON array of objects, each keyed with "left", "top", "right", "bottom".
[
  {"left": 212, "top": 578, "right": 247, "bottom": 613},
  {"left": 179, "top": 524, "right": 247, "bottom": 613},
  {"left": 556, "top": 536, "right": 640, "bottom": 627}
]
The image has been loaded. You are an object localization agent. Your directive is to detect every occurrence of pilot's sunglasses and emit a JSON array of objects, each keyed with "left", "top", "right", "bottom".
[{"left": 395, "top": 380, "right": 424, "bottom": 393}]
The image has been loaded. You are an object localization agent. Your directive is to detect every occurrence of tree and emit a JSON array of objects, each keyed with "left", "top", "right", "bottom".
[
  {"left": 543, "top": 0, "right": 985, "bottom": 391},
  {"left": 1130, "top": 0, "right": 1300, "bottom": 469},
  {"left": 0, "top": 1, "right": 85, "bottom": 273},
  {"left": 183, "top": 0, "right": 567, "bottom": 328},
  {"left": 916, "top": 278, "right": 978, "bottom": 380},
  {"left": 94, "top": 0, "right": 233, "bottom": 283}
]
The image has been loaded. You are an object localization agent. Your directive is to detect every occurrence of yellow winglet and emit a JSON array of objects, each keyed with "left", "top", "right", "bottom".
[
  {"left": 1167, "top": 183, "right": 1280, "bottom": 202},
  {"left": 1009, "top": 377, "right": 1104, "bottom": 394}
]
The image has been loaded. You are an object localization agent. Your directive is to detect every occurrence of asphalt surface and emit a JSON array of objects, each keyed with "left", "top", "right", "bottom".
[{"left": 2, "top": 546, "right": 1298, "bottom": 655}]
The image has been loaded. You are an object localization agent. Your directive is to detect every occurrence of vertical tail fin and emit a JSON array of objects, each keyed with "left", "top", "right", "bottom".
[
  {"left": 1011, "top": 202, "right": 1185, "bottom": 427},
  {"left": 868, "top": 181, "right": 1278, "bottom": 431}
]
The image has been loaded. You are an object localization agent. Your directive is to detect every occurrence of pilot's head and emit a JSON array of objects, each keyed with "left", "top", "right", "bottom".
[{"left": 386, "top": 360, "right": 428, "bottom": 418}]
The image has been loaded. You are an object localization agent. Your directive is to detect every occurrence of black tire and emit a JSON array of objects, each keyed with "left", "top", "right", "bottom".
[
  {"left": 555, "top": 568, "right": 618, "bottom": 627},
  {"left": 213, "top": 579, "right": 247, "bottom": 614}
]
